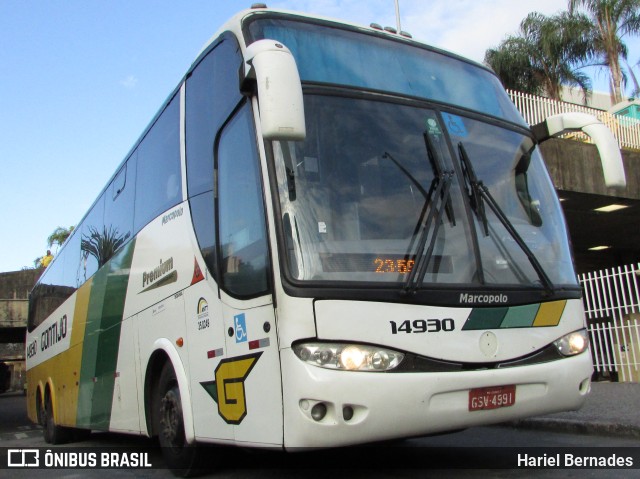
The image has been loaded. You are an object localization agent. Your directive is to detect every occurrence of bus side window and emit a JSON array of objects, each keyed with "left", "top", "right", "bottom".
[
  {"left": 217, "top": 104, "right": 270, "bottom": 297},
  {"left": 186, "top": 35, "right": 243, "bottom": 280},
  {"left": 79, "top": 193, "right": 106, "bottom": 281},
  {"left": 189, "top": 192, "right": 216, "bottom": 280},
  {"left": 104, "top": 155, "right": 136, "bottom": 255},
  {"left": 186, "top": 35, "right": 244, "bottom": 198},
  {"left": 134, "top": 93, "right": 181, "bottom": 232},
  {"left": 28, "top": 244, "right": 77, "bottom": 331}
]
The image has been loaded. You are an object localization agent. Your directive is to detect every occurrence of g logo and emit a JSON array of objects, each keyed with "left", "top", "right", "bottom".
[{"left": 200, "top": 352, "right": 262, "bottom": 424}]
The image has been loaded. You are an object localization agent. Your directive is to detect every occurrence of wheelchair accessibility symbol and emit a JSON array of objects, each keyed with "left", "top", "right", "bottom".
[{"left": 234, "top": 313, "right": 247, "bottom": 343}]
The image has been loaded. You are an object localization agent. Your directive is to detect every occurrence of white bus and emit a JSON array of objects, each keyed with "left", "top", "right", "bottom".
[{"left": 27, "top": 4, "right": 625, "bottom": 474}]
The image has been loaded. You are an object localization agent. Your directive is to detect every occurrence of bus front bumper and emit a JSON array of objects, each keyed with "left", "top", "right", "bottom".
[{"left": 280, "top": 348, "right": 592, "bottom": 449}]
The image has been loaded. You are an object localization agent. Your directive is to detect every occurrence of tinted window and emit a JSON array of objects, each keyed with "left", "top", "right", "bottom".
[
  {"left": 189, "top": 191, "right": 216, "bottom": 279},
  {"left": 104, "top": 155, "right": 136, "bottom": 253},
  {"left": 61, "top": 229, "right": 81, "bottom": 289},
  {"left": 248, "top": 18, "right": 524, "bottom": 124},
  {"left": 217, "top": 104, "right": 269, "bottom": 297},
  {"left": 28, "top": 231, "right": 79, "bottom": 331},
  {"left": 186, "top": 37, "right": 243, "bottom": 197},
  {"left": 135, "top": 94, "right": 181, "bottom": 231},
  {"left": 80, "top": 193, "right": 105, "bottom": 282}
]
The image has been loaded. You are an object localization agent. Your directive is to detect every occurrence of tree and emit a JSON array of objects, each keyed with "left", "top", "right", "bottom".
[
  {"left": 81, "top": 226, "right": 127, "bottom": 268},
  {"left": 485, "top": 36, "right": 544, "bottom": 95},
  {"left": 47, "top": 226, "right": 74, "bottom": 251},
  {"left": 569, "top": 0, "right": 640, "bottom": 104},
  {"left": 485, "top": 12, "right": 594, "bottom": 101}
]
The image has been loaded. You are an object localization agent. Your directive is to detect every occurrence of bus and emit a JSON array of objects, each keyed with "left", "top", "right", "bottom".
[{"left": 27, "top": 4, "right": 626, "bottom": 474}]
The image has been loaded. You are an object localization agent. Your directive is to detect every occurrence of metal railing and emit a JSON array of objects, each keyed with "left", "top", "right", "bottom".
[
  {"left": 579, "top": 263, "right": 640, "bottom": 382},
  {"left": 508, "top": 89, "right": 640, "bottom": 150}
]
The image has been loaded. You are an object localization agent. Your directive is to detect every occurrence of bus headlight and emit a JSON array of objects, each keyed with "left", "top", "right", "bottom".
[
  {"left": 293, "top": 342, "right": 404, "bottom": 371},
  {"left": 553, "top": 329, "right": 589, "bottom": 356}
]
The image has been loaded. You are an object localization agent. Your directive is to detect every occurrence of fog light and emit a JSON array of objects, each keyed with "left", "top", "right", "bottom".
[
  {"left": 343, "top": 405, "right": 354, "bottom": 421},
  {"left": 311, "top": 402, "right": 327, "bottom": 421}
]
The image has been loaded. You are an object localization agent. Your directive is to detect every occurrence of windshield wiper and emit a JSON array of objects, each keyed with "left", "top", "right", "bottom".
[
  {"left": 384, "top": 133, "right": 456, "bottom": 295},
  {"left": 457, "top": 142, "right": 554, "bottom": 294},
  {"left": 382, "top": 152, "right": 430, "bottom": 199},
  {"left": 382, "top": 151, "right": 438, "bottom": 289},
  {"left": 425, "top": 132, "right": 455, "bottom": 226},
  {"left": 404, "top": 170, "right": 454, "bottom": 293},
  {"left": 458, "top": 142, "right": 488, "bottom": 235}
]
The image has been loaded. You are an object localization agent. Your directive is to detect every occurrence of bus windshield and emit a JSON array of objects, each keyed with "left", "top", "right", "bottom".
[
  {"left": 247, "top": 15, "right": 577, "bottom": 291},
  {"left": 246, "top": 17, "right": 525, "bottom": 125},
  {"left": 272, "top": 94, "right": 577, "bottom": 289}
]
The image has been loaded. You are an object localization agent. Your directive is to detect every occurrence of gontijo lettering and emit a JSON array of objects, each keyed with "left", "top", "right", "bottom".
[{"left": 40, "top": 315, "right": 67, "bottom": 352}]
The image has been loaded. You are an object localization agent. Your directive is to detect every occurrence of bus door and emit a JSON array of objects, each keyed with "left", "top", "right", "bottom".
[
  {"left": 184, "top": 277, "right": 234, "bottom": 443},
  {"left": 212, "top": 102, "right": 283, "bottom": 446},
  {"left": 219, "top": 294, "right": 282, "bottom": 446}
]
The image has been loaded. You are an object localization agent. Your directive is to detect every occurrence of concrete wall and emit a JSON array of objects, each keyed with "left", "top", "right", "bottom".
[
  {"left": 0, "top": 300, "right": 28, "bottom": 328},
  {"left": 540, "top": 138, "right": 640, "bottom": 200},
  {"left": 0, "top": 269, "right": 41, "bottom": 300},
  {"left": 0, "top": 270, "right": 39, "bottom": 392},
  {"left": 0, "top": 269, "right": 40, "bottom": 329}
]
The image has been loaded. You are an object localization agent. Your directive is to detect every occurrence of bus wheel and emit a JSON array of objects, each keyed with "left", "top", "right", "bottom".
[
  {"left": 43, "top": 394, "right": 71, "bottom": 444},
  {"left": 156, "top": 363, "right": 202, "bottom": 477}
]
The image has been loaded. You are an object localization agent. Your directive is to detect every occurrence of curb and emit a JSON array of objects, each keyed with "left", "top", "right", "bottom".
[{"left": 502, "top": 418, "right": 640, "bottom": 439}]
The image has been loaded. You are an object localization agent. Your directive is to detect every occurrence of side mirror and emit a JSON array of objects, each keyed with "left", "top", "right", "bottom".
[
  {"left": 244, "top": 40, "right": 306, "bottom": 141},
  {"left": 533, "top": 112, "right": 626, "bottom": 188}
]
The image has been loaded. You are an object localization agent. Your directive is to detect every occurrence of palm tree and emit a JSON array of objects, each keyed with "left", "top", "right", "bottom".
[
  {"left": 485, "top": 36, "right": 544, "bottom": 95},
  {"left": 569, "top": 0, "right": 640, "bottom": 105},
  {"left": 47, "top": 225, "right": 75, "bottom": 251},
  {"left": 485, "top": 12, "right": 594, "bottom": 101},
  {"left": 81, "top": 226, "right": 128, "bottom": 268}
]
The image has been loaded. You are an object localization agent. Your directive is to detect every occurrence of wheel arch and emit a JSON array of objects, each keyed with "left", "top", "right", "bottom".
[{"left": 143, "top": 339, "right": 195, "bottom": 444}]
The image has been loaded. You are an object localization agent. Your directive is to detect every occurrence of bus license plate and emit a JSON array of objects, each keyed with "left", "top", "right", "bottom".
[{"left": 468, "top": 385, "right": 516, "bottom": 411}]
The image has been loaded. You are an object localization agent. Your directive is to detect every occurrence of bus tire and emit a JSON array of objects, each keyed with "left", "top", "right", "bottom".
[
  {"left": 43, "top": 393, "right": 72, "bottom": 444},
  {"left": 156, "top": 362, "right": 203, "bottom": 477}
]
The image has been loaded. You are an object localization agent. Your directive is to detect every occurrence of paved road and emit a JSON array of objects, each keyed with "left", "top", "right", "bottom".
[{"left": 1, "top": 391, "right": 638, "bottom": 478}]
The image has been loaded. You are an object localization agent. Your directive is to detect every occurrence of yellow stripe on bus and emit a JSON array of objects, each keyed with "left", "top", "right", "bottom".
[
  {"left": 532, "top": 300, "right": 566, "bottom": 327},
  {"left": 26, "top": 278, "right": 93, "bottom": 427}
]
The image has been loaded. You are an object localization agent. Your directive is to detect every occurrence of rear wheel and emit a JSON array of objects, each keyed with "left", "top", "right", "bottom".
[
  {"left": 156, "top": 362, "right": 204, "bottom": 476},
  {"left": 43, "top": 393, "right": 72, "bottom": 444}
]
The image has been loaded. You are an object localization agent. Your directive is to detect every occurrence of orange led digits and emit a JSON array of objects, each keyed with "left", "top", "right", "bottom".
[{"left": 374, "top": 258, "right": 415, "bottom": 274}]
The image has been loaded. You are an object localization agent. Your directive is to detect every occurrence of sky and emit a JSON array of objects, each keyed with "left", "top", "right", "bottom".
[{"left": 1, "top": 0, "right": 639, "bottom": 273}]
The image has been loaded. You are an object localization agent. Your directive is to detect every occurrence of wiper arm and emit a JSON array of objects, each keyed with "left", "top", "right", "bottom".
[
  {"left": 457, "top": 142, "right": 554, "bottom": 294},
  {"left": 458, "top": 142, "right": 488, "bottom": 235},
  {"left": 425, "top": 132, "right": 456, "bottom": 226},
  {"left": 382, "top": 152, "right": 429, "bottom": 199},
  {"left": 403, "top": 170, "right": 454, "bottom": 294}
]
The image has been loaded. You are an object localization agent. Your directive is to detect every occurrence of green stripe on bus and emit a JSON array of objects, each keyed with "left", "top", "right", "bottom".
[
  {"left": 500, "top": 303, "right": 540, "bottom": 328},
  {"left": 76, "top": 240, "right": 136, "bottom": 429},
  {"left": 462, "top": 307, "right": 508, "bottom": 330},
  {"left": 462, "top": 301, "right": 566, "bottom": 330}
]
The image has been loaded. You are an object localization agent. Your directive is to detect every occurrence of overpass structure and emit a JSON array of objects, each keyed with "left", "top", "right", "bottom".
[
  {"left": 542, "top": 138, "right": 640, "bottom": 274},
  {"left": 0, "top": 270, "right": 38, "bottom": 345},
  {"left": 0, "top": 298, "right": 28, "bottom": 344},
  {"left": 0, "top": 269, "right": 40, "bottom": 391}
]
